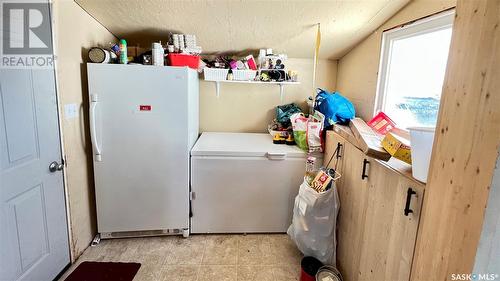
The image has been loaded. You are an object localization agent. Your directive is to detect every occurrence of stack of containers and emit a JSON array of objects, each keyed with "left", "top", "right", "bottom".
[{"left": 169, "top": 34, "right": 202, "bottom": 69}]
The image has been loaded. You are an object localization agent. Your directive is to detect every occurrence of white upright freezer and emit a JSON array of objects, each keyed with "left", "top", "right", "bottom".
[
  {"left": 87, "top": 64, "right": 198, "bottom": 238},
  {"left": 190, "top": 132, "right": 307, "bottom": 233}
]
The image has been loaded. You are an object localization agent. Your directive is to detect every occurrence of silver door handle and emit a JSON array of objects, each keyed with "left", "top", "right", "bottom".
[
  {"left": 49, "top": 161, "right": 64, "bottom": 173},
  {"left": 90, "top": 94, "right": 102, "bottom": 161}
]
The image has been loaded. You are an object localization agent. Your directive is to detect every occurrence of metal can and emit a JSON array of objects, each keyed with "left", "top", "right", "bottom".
[{"left": 315, "top": 265, "right": 342, "bottom": 281}]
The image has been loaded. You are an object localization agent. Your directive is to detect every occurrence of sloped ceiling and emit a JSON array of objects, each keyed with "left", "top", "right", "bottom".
[{"left": 75, "top": 0, "right": 410, "bottom": 60}]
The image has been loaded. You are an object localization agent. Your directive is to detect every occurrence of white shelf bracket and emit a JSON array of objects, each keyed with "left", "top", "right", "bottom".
[
  {"left": 279, "top": 84, "right": 284, "bottom": 102},
  {"left": 215, "top": 82, "right": 220, "bottom": 98}
]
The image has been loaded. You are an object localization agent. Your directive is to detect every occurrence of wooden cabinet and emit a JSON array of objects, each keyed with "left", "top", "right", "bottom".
[
  {"left": 326, "top": 131, "right": 425, "bottom": 281},
  {"left": 334, "top": 141, "right": 370, "bottom": 281},
  {"left": 324, "top": 131, "right": 347, "bottom": 175}
]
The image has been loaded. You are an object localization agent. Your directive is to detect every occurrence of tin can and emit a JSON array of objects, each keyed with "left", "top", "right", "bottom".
[{"left": 315, "top": 265, "right": 342, "bottom": 281}]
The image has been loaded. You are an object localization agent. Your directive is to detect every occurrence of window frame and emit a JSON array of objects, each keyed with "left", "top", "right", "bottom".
[{"left": 373, "top": 10, "right": 455, "bottom": 126}]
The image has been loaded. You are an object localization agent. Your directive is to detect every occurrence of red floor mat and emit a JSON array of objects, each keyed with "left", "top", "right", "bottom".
[{"left": 64, "top": 261, "right": 141, "bottom": 281}]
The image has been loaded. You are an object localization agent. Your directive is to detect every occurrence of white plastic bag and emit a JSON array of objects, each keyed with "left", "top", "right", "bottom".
[{"left": 287, "top": 179, "right": 340, "bottom": 264}]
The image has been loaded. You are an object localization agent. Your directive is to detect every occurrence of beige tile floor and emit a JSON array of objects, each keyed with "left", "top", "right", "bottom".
[{"left": 60, "top": 234, "right": 303, "bottom": 281}]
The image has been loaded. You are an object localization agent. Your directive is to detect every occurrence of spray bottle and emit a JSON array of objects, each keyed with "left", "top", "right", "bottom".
[{"left": 119, "top": 39, "right": 127, "bottom": 64}]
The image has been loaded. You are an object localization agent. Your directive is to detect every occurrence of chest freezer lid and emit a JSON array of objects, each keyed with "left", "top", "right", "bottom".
[{"left": 191, "top": 132, "right": 306, "bottom": 158}]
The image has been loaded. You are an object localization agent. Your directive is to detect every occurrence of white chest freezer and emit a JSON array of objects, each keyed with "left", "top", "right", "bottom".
[{"left": 190, "top": 132, "right": 308, "bottom": 233}]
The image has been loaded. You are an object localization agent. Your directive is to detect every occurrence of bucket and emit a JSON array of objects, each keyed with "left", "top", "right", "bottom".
[
  {"left": 408, "top": 127, "right": 435, "bottom": 183},
  {"left": 300, "top": 256, "right": 324, "bottom": 281}
]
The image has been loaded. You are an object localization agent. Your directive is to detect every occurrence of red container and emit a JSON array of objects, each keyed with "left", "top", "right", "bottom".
[
  {"left": 368, "top": 111, "right": 396, "bottom": 135},
  {"left": 300, "top": 256, "right": 323, "bottom": 281},
  {"left": 168, "top": 53, "right": 200, "bottom": 69}
]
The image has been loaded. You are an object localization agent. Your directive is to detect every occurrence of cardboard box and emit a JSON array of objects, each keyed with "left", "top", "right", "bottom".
[
  {"left": 381, "top": 132, "right": 412, "bottom": 164},
  {"left": 349, "top": 118, "right": 391, "bottom": 161},
  {"left": 332, "top": 124, "right": 360, "bottom": 148}
]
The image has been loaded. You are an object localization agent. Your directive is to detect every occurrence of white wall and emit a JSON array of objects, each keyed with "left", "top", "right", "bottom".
[
  {"left": 335, "top": 0, "right": 456, "bottom": 120},
  {"left": 53, "top": 0, "right": 117, "bottom": 260},
  {"left": 200, "top": 58, "right": 337, "bottom": 133}
]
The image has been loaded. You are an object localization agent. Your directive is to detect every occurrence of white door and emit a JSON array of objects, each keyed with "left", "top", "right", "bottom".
[{"left": 0, "top": 68, "right": 70, "bottom": 280}]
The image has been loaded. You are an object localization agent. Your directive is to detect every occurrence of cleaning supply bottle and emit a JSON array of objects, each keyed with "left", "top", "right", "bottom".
[
  {"left": 305, "top": 156, "right": 318, "bottom": 185},
  {"left": 119, "top": 39, "right": 127, "bottom": 64}
]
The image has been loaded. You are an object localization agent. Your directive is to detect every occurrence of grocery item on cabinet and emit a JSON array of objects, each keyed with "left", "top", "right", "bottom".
[
  {"left": 368, "top": 111, "right": 396, "bottom": 135},
  {"left": 349, "top": 118, "right": 391, "bottom": 161},
  {"left": 381, "top": 131, "right": 412, "bottom": 164}
]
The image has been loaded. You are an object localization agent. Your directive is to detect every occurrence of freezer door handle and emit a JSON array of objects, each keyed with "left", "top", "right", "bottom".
[
  {"left": 90, "top": 94, "right": 102, "bottom": 161},
  {"left": 267, "top": 152, "right": 287, "bottom": 160}
]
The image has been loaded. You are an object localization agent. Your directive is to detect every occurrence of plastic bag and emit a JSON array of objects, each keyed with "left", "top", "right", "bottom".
[
  {"left": 276, "top": 103, "right": 302, "bottom": 128},
  {"left": 307, "top": 111, "right": 325, "bottom": 153},
  {"left": 291, "top": 112, "right": 324, "bottom": 152},
  {"left": 314, "top": 89, "right": 355, "bottom": 126},
  {"left": 290, "top": 113, "right": 309, "bottom": 151},
  {"left": 287, "top": 179, "right": 340, "bottom": 264}
]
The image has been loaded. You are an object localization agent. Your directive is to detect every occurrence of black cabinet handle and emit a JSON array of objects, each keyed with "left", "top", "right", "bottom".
[
  {"left": 336, "top": 143, "right": 343, "bottom": 159},
  {"left": 404, "top": 188, "right": 417, "bottom": 216},
  {"left": 361, "top": 159, "right": 369, "bottom": 180}
]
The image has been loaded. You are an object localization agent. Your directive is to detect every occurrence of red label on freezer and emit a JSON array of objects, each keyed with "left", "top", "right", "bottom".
[{"left": 139, "top": 105, "right": 152, "bottom": 111}]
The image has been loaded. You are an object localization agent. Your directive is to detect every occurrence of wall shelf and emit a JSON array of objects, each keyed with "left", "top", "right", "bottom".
[{"left": 205, "top": 80, "right": 301, "bottom": 101}]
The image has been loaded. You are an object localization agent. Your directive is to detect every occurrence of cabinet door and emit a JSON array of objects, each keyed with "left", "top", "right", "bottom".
[
  {"left": 336, "top": 143, "right": 371, "bottom": 281},
  {"left": 358, "top": 161, "right": 424, "bottom": 281},
  {"left": 324, "top": 131, "right": 346, "bottom": 175}
]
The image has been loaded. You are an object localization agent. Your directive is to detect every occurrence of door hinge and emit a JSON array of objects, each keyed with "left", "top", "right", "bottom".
[{"left": 190, "top": 191, "right": 196, "bottom": 200}]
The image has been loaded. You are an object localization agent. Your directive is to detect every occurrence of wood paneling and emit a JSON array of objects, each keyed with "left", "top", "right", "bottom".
[
  {"left": 334, "top": 143, "right": 370, "bottom": 281},
  {"left": 411, "top": 0, "right": 500, "bottom": 279},
  {"left": 326, "top": 131, "right": 425, "bottom": 281},
  {"left": 324, "top": 131, "right": 347, "bottom": 175},
  {"left": 359, "top": 163, "right": 424, "bottom": 281}
]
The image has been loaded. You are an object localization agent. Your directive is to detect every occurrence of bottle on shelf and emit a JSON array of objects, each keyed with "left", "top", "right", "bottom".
[
  {"left": 152, "top": 42, "right": 164, "bottom": 66},
  {"left": 119, "top": 39, "right": 127, "bottom": 64}
]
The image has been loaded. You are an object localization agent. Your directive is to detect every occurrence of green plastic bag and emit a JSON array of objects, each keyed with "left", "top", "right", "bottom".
[{"left": 290, "top": 113, "right": 308, "bottom": 151}]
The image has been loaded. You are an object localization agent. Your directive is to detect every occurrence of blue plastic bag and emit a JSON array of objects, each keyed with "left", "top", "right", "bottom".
[{"left": 314, "top": 89, "right": 355, "bottom": 126}]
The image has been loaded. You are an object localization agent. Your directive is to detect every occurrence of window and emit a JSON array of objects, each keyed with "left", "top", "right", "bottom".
[{"left": 375, "top": 10, "right": 454, "bottom": 129}]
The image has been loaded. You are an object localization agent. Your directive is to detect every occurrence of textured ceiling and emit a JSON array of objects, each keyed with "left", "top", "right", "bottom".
[{"left": 75, "top": 0, "right": 410, "bottom": 59}]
